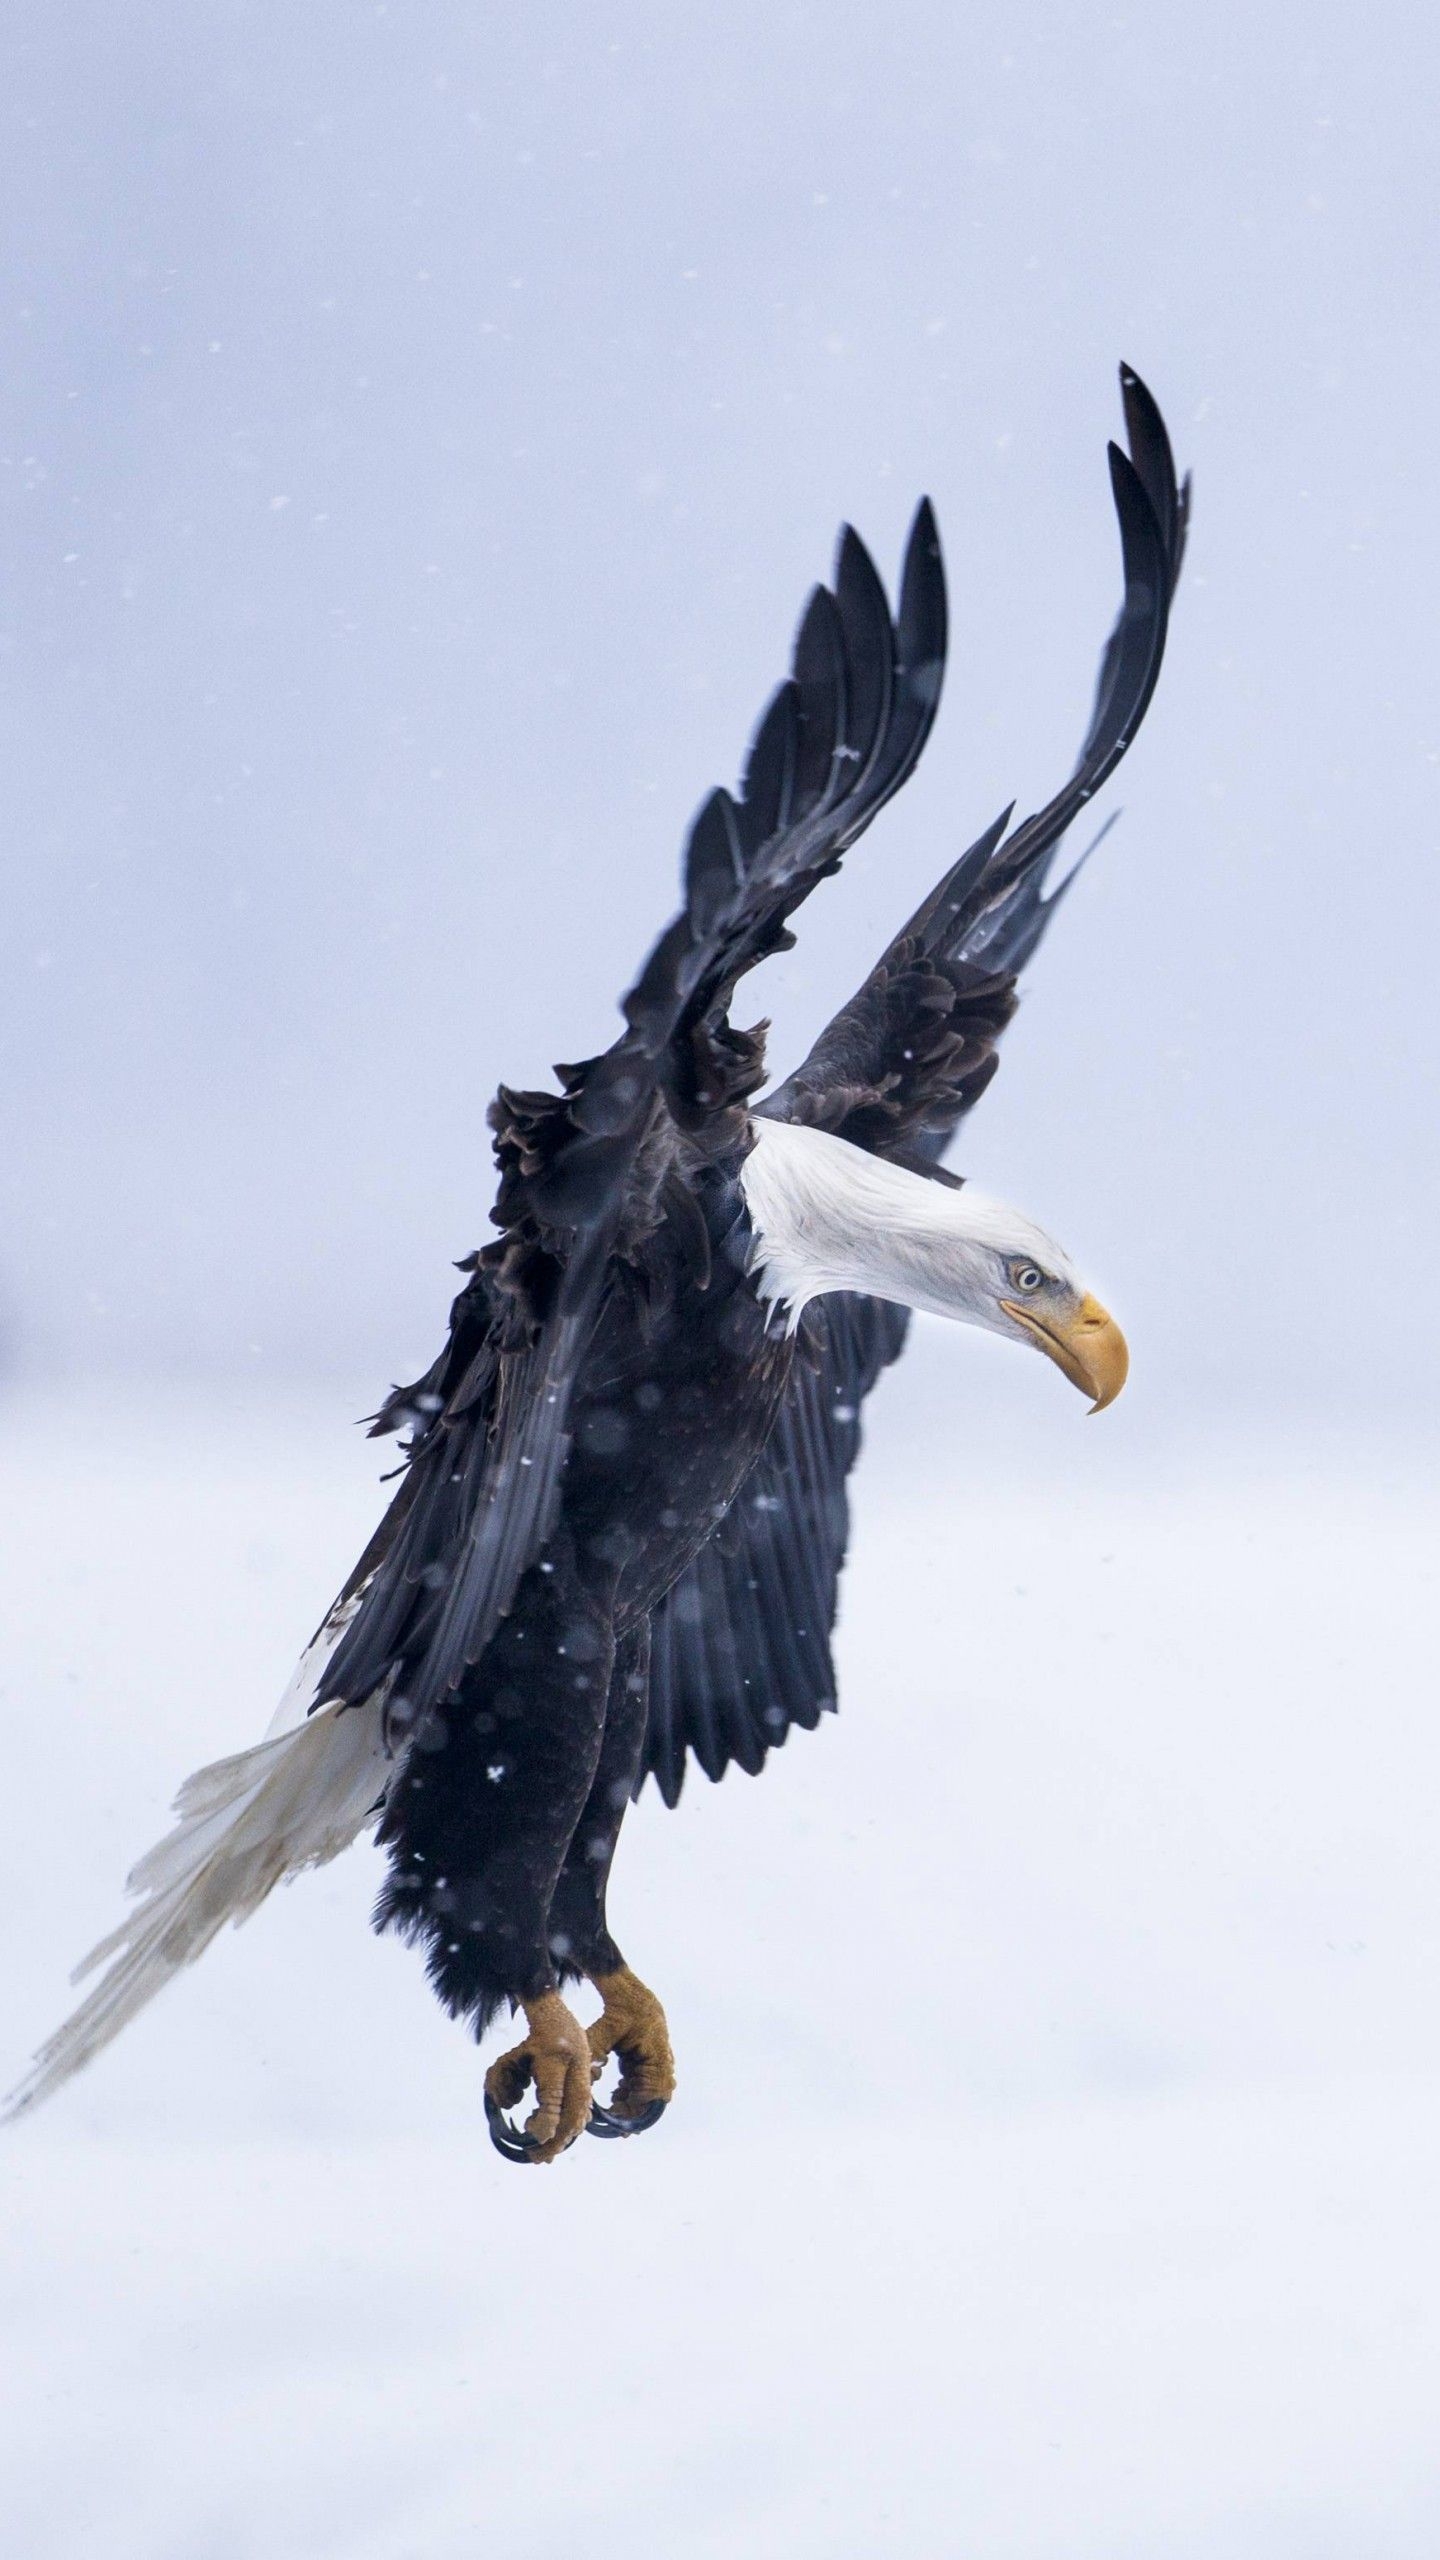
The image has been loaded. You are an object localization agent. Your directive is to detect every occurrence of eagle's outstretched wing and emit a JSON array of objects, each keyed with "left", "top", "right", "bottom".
[
  {"left": 764, "top": 366, "right": 1187, "bottom": 1165},
  {"left": 317, "top": 503, "right": 947, "bottom": 1731},
  {"left": 640, "top": 366, "right": 1186, "bottom": 1800}
]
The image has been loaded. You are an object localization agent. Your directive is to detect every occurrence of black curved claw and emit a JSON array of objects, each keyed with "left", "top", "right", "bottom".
[
  {"left": 484, "top": 2086, "right": 546, "bottom": 2163},
  {"left": 586, "top": 2097, "right": 669, "bottom": 2140}
]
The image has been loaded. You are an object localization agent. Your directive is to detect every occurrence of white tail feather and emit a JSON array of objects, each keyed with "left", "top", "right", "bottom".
[{"left": 4, "top": 1596, "right": 392, "bottom": 2122}]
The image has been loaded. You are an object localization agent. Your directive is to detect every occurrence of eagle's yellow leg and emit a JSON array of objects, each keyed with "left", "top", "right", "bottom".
[
  {"left": 586, "top": 1964, "right": 676, "bottom": 2119},
  {"left": 484, "top": 1990, "right": 593, "bottom": 2162}
]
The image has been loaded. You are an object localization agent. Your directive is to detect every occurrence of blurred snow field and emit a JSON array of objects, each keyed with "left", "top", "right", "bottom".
[{"left": 1, "top": 1382, "right": 1438, "bottom": 2559}]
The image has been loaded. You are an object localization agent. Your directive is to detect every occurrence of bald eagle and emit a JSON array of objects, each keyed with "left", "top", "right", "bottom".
[{"left": 7, "top": 367, "right": 1186, "bottom": 2161}]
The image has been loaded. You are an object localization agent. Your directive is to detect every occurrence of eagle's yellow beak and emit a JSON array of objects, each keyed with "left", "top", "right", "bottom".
[{"left": 999, "top": 1290, "right": 1129, "bottom": 1413}]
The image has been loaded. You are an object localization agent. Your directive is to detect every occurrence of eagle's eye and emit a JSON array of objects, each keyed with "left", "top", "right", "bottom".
[{"left": 1012, "top": 1263, "right": 1045, "bottom": 1293}]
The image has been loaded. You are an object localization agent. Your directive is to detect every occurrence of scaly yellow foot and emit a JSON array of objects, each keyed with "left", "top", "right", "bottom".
[
  {"left": 585, "top": 1965, "right": 675, "bottom": 2138},
  {"left": 484, "top": 1990, "right": 593, "bottom": 2164}
]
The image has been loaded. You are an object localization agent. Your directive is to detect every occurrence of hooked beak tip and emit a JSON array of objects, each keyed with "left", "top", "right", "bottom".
[
  {"left": 1075, "top": 1294, "right": 1129, "bottom": 1413},
  {"left": 1001, "top": 1290, "right": 1129, "bottom": 1413}
]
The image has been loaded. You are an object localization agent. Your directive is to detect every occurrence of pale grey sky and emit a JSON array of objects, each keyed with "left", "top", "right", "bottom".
[{"left": 5, "top": 5, "right": 1436, "bottom": 1428}]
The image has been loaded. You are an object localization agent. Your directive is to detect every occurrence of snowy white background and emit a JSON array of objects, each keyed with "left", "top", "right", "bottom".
[
  {"left": 4, "top": 6, "right": 1439, "bottom": 2555},
  {"left": 5, "top": 1387, "right": 1439, "bottom": 2555}
]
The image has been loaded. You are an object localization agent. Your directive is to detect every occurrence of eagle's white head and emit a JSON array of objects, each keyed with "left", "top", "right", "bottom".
[{"left": 739, "top": 1117, "right": 1128, "bottom": 1411}]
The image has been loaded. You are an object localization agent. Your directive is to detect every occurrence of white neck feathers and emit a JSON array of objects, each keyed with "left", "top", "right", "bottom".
[{"left": 738, "top": 1117, "right": 1072, "bottom": 1332}]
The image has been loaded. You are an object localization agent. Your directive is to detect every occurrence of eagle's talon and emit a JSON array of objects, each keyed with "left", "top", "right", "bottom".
[
  {"left": 483, "top": 1990, "right": 592, "bottom": 2165},
  {"left": 585, "top": 1964, "right": 676, "bottom": 2134},
  {"left": 586, "top": 2096, "right": 668, "bottom": 2140},
  {"left": 484, "top": 2086, "right": 547, "bottom": 2161}
]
